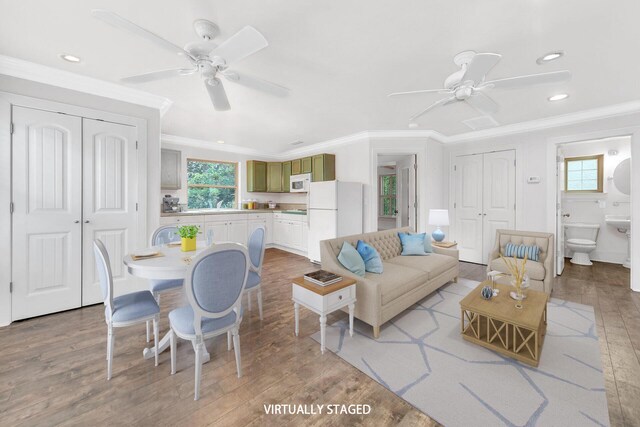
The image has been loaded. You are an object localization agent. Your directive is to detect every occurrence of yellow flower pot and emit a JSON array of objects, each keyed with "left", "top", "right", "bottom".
[{"left": 181, "top": 237, "right": 196, "bottom": 252}]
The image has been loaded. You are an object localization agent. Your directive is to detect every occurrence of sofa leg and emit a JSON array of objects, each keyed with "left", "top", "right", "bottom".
[
  {"left": 453, "top": 276, "right": 458, "bottom": 283},
  {"left": 373, "top": 326, "right": 380, "bottom": 339}
]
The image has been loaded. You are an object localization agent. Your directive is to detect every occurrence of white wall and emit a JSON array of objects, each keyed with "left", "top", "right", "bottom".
[{"left": 560, "top": 136, "right": 631, "bottom": 264}]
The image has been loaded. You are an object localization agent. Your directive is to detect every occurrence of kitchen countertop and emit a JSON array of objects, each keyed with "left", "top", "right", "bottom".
[{"left": 161, "top": 209, "right": 307, "bottom": 217}]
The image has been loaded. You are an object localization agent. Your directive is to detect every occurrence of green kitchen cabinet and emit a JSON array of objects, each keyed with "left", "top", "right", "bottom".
[
  {"left": 267, "top": 162, "right": 283, "bottom": 192},
  {"left": 246, "top": 160, "right": 267, "bottom": 192},
  {"left": 291, "top": 158, "right": 301, "bottom": 175},
  {"left": 301, "top": 157, "right": 313, "bottom": 174},
  {"left": 282, "top": 161, "right": 292, "bottom": 192},
  {"left": 311, "top": 154, "right": 336, "bottom": 182}
]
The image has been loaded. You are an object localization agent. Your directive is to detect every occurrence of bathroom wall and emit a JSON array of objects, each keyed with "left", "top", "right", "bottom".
[{"left": 560, "top": 136, "right": 631, "bottom": 264}]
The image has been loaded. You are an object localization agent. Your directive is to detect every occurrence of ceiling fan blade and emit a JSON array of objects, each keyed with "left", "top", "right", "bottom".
[
  {"left": 91, "top": 9, "right": 195, "bottom": 61},
  {"left": 410, "top": 96, "right": 457, "bottom": 121},
  {"left": 466, "top": 91, "right": 499, "bottom": 114},
  {"left": 388, "top": 88, "right": 451, "bottom": 97},
  {"left": 222, "top": 70, "right": 289, "bottom": 97},
  {"left": 210, "top": 26, "right": 268, "bottom": 65},
  {"left": 479, "top": 70, "right": 571, "bottom": 90},
  {"left": 121, "top": 68, "right": 196, "bottom": 83},
  {"left": 461, "top": 53, "right": 502, "bottom": 85},
  {"left": 206, "top": 78, "right": 231, "bottom": 111}
]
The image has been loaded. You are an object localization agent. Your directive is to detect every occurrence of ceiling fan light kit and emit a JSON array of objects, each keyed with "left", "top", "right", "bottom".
[
  {"left": 389, "top": 50, "right": 571, "bottom": 124},
  {"left": 548, "top": 93, "right": 569, "bottom": 101},
  {"left": 92, "top": 10, "right": 290, "bottom": 111},
  {"left": 59, "top": 53, "right": 81, "bottom": 63},
  {"left": 537, "top": 50, "right": 564, "bottom": 64}
]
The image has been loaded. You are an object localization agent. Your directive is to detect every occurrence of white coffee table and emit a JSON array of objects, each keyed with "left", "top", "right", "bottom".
[{"left": 291, "top": 276, "right": 357, "bottom": 354}]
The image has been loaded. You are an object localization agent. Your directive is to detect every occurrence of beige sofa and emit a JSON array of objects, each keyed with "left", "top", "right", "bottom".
[
  {"left": 320, "top": 227, "right": 459, "bottom": 338},
  {"left": 486, "top": 229, "right": 555, "bottom": 294}
]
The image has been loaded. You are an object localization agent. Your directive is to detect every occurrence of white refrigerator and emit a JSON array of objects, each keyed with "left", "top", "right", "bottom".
[{"left": 307, "top": 180, "right": 363, "bottom": 263}]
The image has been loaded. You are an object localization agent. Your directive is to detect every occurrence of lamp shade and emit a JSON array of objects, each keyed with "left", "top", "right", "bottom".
[{"left": 428, "top": 209, "right": 449, "bottom": 226}]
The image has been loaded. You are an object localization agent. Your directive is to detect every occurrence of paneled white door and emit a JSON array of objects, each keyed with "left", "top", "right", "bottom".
[
  {"left": 82, "top": 118, "right": 138, "bottom": 305},
  {"left": 482, "top": 150, "right": 516, "bottom": 264},
  {"left": 556, "top": 153, "right": 566, "bottom": 275},
  {"left": 11, "top": 107, "right": 83, "bottom": 320},
  {"left": 454, "top": 154, "right": 484, "bottom": 263}
]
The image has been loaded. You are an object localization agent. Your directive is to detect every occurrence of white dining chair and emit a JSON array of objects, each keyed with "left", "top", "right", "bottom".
[
  {"left": 93, "top": 240, "right": 160, "bottom": 380},
  {"left": 145, "top": 225, "right": 185, "bottom": 342},
  {"left": 245, "top": 226, "right": 266, "bottom": 320},
  {"left": 168, "top": 243, "right": 249, "bottom": 400},
  {"left": 227, "top": 226, "right": 266, "bottom": 351}
]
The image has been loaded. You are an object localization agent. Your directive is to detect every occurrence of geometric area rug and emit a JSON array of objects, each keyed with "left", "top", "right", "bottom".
[{"left": 312, "top": 279, "right": 609, "bottom": 427}]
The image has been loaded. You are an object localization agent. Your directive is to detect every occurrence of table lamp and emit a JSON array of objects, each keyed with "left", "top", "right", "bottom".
[{"left": 428, "top": 209, "right": 449, "bottom": 242}]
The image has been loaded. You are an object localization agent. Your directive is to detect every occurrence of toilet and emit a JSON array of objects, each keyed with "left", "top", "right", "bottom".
[{"left": 565, "top": 223, "right": 600, "bottom": 266}]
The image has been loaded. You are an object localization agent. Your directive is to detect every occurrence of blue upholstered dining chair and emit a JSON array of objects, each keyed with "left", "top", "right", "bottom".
[
  {"left": 145, "top": 225, "right": 184, "bottom": 342},
  {"left": 168, "top": 243, "right": 249, "bottom": 400},
  {"left": 93, "top": 240, "right": 160, "bottom": 380},
  {"left": 245, "top": 226, "right": 266, "bottom": 320}
]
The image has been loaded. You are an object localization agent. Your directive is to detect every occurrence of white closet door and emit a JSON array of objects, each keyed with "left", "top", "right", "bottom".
[
  {"left": 482, "top": 150, "right": 516, "bottom": 264},
  {"left": 82, "top": 118, "right": 138, "bottom": 305},
  {"left": 455, "top": 154, "right": 484, "bottom": 263},
  {"left": 11, "top": 106, "right": 83, "bottom": 320}
]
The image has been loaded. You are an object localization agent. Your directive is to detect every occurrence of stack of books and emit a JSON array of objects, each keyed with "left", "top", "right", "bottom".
[{"left": 303, "top": 270, "right": 343, "bottom": 286}]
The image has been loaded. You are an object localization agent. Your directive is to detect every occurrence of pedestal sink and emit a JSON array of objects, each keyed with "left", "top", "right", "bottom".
[{"left": 605, "top": 215, "right": 631, "bottom": 268}]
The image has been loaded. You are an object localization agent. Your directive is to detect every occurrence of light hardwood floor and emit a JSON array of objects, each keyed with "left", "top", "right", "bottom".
[{"left": 0, "top": 250, "right": 638, "bottom": 426}]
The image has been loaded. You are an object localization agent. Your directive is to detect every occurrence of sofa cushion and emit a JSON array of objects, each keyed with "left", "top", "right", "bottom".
[
  {"left": 489, "top": 257, "right": 546, "bottom": 281},
  {"left": 367, "top": 263, "right": 426, "bottom": 305},
  {"left": 356, "top": 240, "right": 383, "bottom": 274},
  {"left": 398, "top": 232, "right": 429, "bottom": 256},
  {"left": 337, "top": 241, "right": 365, "bottom": 276},
  {"left": 386, "top": 254, "right": 458, "bottom": 280}
]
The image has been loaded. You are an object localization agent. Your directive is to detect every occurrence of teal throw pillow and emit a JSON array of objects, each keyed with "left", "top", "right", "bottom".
[
  {"left": 424, "top": 236, "right": 433, "bottom": 253},
  {"left": 356, "top": 240, "right": 383, "bottom": 274},
  {"left": 398, "top": 232, "right": 429, "bottom": 256},
  {"left": 337, "top": 241, "right": 366, "bottom": 276}
]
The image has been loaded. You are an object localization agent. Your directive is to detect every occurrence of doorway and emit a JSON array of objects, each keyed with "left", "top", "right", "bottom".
[
  {"left": 555, "top": 136, "right": 632, "bottom": 275},
  {"left": 377, "top": 154, "right": 417, "bottom": 231}
]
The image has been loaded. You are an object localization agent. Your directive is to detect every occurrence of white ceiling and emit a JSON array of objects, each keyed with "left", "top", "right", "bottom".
[{"left": 1, "top": 0, "right": 639, "bottom": 153}]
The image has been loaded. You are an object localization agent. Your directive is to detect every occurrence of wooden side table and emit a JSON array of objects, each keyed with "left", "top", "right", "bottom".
[
  {"left": 291, "top": 276, "right": 357, "bottom": 354},
  {"left": 432, "top": 241, "right": 457, "bottom": 249}
]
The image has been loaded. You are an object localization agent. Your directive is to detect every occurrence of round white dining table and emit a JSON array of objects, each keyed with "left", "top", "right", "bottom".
[{"left": 123, "top": 241, "right": 232, "bottom": 362}]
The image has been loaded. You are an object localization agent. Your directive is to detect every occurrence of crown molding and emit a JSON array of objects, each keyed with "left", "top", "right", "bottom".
[
  {"left": 0, "top": 55, "right": 173, "bottom": 115},
  {"left": 162, "top": 134, "right": 281, "bottom": 159}
]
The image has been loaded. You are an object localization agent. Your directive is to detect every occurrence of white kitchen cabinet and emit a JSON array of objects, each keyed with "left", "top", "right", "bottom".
[
  {"left": 204, "top": 221, "right": 229, "bottom": 243},
  {"left": 228, "top": 220, "right": 248, "bottom": 244},
  {"left": 272, "top": 213, "right": 308, "bottom": 252},
  {"left": 159, "top": 215, "right": 205, "bottom": 238}
]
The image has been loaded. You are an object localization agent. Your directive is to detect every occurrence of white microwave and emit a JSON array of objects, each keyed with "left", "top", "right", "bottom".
[{"left": 290, "top": 173, "right": 311, "bottom": 193}]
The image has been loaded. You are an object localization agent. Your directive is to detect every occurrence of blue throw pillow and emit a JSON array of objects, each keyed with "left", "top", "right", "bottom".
[
  {"left": 424, "top": 236, "right": 433, "bottom": 253},
  {"left": 398, "top": 232, "right": 429, "bottom": 256},
  {"left": 504, "top": 242, "right": 540, "bottom": 262},
  {"left": 337, "top": 241, "right": 366, "bottom": 276},
  {"left": 356, "top": 240, "right": 383, "bottom": 274}
]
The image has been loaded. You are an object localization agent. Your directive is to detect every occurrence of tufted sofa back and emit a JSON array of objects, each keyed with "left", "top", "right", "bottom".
[
  {"left": 496, "top": 229, "right": 553, "bottom": 263},
  {"left": 322, "top": 227, "right": 412, "bottom": 261}
]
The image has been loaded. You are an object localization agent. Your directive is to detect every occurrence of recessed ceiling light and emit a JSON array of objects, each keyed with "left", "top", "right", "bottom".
[
  {"left": 548, "top": 93, "right": 569, "bottom": 102},
  {"left": 59, "top": 53, "right": 81, "bottom": 63},
  {"left": 408, "top": 122, "right": 418, "bottom": 129},
  {"left": 537, "top": 51, "right": 564, "bottom": 64},
  {"left": 216, "top": 140, "right": 225, "bottom": 144},
  {"left": 290, "top": 140, "right": 304, "bottom": 146}
]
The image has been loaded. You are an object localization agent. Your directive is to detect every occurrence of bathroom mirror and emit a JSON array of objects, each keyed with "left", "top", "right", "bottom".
[{"left": 613, "top": 158, "right": 631, "bottom": 195}]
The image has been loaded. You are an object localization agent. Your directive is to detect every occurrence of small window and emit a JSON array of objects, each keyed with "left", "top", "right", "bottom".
[
  {"left": 564, "top": 155, "right": 604, "bottom": 193},
  {"left": 187, "top": 159, "right": 238, "bottom": 209},
  {"left": 379, "top": 174, "right": 397, "bottom": 217}
]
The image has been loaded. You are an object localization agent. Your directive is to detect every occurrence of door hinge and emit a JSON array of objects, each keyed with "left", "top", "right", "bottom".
[
  {"left": 514, "top": 159, "right": 517, "bottom": 167},
  {"left": 9, "top": 202, "right": 14, "bottom": 214},
  {"left": 10, "top": 122, "right": 14, "bottom": 135},
  {"left": 454, "top": 202, "right": 457, "bottom": 209},
  {"left": 9, "top": 282, "right": 12, "bottom": 293},
  {"left": 136, "top": 202, "right": 139, "bottom": 211},
  {"left": 136, "top": 141, "right": 138, "bottom": 149},
  {"left": 454, "top": 165, "right": 457, "bottom": 171}
]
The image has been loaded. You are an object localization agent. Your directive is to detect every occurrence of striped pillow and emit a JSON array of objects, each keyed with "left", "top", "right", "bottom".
[{"left": 503, "top": 242, "right": 540, "bottom": 262}]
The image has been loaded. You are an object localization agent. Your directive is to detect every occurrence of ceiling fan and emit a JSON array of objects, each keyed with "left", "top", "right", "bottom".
[
  {"left": 388, "top": 50, "right": 571, "bottom": 122},
  {"left": 91, "top": 9, "right": 289, "bottom": 111}
]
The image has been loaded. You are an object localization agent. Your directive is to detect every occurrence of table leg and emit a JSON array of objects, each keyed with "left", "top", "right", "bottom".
[
  {"left": 348, "top": 303, "right": 355, "bottom": 337},
  {"left": 144, "top": 331, "right": 211, "bottom": 364},
  {"left": 320, "top": 315, "right": 327, "bottom": 354},
  {"left": 294, "top": 302, "right": 300, "bottom": 337}
]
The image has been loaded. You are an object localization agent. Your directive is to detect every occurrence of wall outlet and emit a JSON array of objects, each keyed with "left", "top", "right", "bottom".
[{"left": 527, "top": 176, "right": 541, "bottom": 184}]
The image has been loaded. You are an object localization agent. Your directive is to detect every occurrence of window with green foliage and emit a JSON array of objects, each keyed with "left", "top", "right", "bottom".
[
  {"left": 565, "top": 155, "right": 603, "bottom": 193},
  {"left": 187, "top": 159, "right": 238, "bottom": 209},
  {"left": 379, "top": 174, "right": 397, "bottom": 217}
]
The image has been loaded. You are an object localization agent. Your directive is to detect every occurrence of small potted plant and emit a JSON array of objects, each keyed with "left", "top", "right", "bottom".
[{"left": 177, "top": 225, "right": 199, "bottom": 252}]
